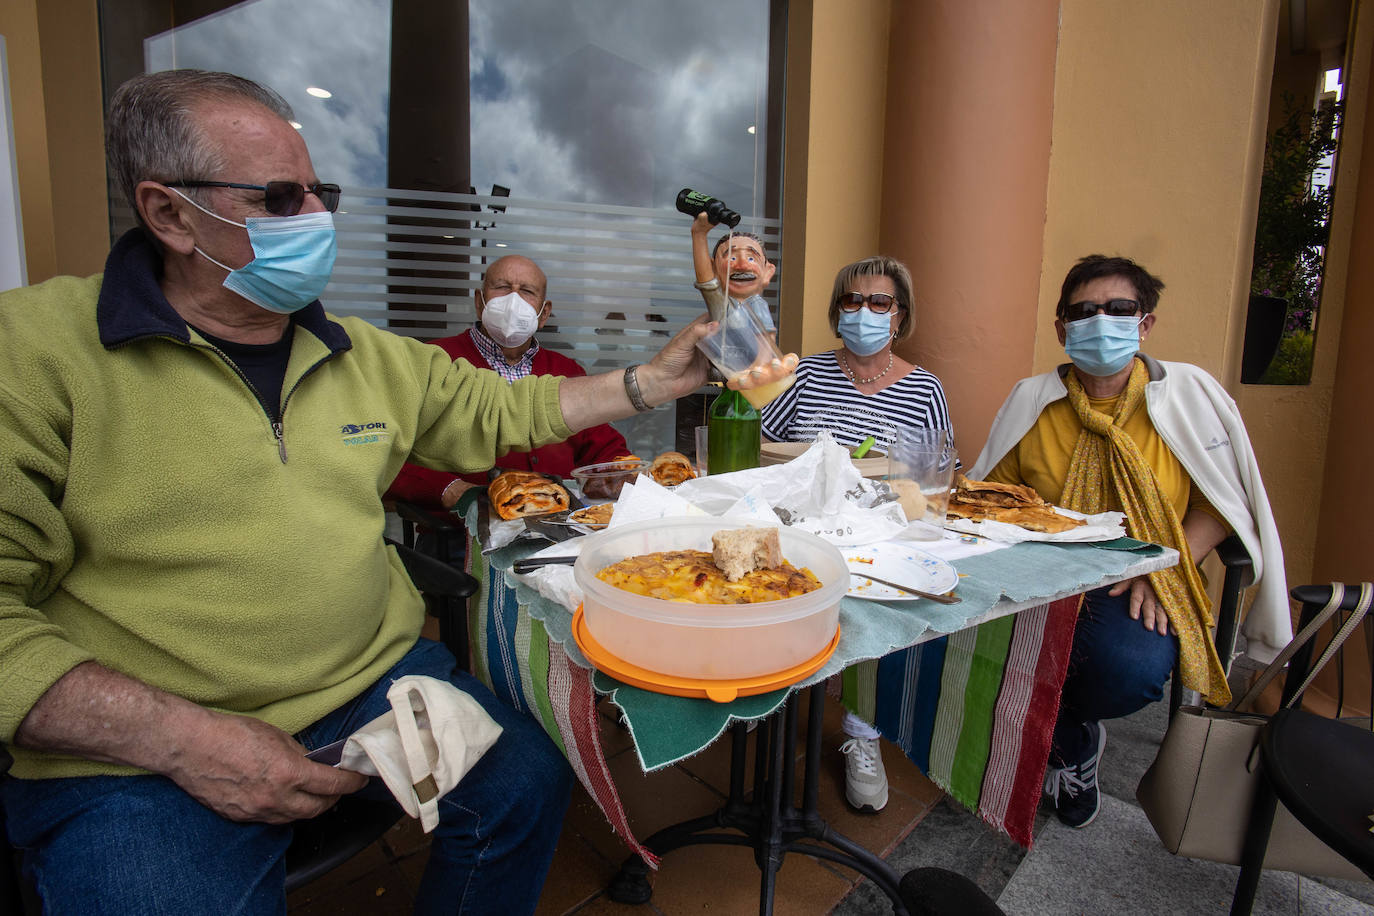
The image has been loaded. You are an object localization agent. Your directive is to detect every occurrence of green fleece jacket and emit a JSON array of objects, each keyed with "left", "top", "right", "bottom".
[{"left": 0, "top": 230, "right": 570, "bottom": 779}]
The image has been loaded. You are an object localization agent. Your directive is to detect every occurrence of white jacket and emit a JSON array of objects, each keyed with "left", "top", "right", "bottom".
[{"left": 970, "top": 356, "right": 1291, "bottom": 662}]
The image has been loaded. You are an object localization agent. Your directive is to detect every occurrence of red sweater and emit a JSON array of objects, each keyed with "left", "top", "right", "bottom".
[{"left": 386, "top": 330, "right": 630, "bottom": 508}]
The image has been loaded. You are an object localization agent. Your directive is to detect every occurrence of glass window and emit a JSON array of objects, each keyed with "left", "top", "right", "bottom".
[{"left": 99, "top": 0, "right": 784, "bottom": 453}]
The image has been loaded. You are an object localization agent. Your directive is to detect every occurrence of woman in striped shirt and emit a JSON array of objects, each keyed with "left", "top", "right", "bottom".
[
  {"left": 762, "top": 255, "right": 954, "bottom": 815},
  {"left": 761, "top": 256, "right": 952, "bottom": 454}
]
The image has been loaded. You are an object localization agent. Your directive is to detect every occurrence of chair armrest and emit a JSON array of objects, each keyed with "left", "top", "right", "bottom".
[
  {"left": 392, "top": 499, "right": 464, "bottom": 533},
  {"left": 1291, "top": 583, "right": 1368, "bottom": 612},
  {"left": 385, "top": 537, "right": 478, "bottom": 599},
  {"left": 1214, "top": 534, "right": 1253, "bottom": 574}
]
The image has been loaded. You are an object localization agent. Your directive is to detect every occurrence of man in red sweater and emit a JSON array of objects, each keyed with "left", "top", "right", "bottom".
[{"left": 387, "top": 255, "right": 630, "bottom": 508}]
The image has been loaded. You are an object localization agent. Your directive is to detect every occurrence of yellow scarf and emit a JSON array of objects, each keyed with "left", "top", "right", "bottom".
[{"left": 1060, "top": 360, "right": 1231, "bottom": 705}]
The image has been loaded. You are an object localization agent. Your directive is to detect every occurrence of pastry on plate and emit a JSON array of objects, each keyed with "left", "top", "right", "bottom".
[
  {"left": 488, "top": 471, "right": 571, "bottom": 521},
  {"left": 648, "top": 451, "right": 697, "bottom": 486},
  {"left": 570, "top": 503, "right": 615, "bottom": 527},
  {"left": 946, "top": 474, "right": 1086, "bottom": 534}
]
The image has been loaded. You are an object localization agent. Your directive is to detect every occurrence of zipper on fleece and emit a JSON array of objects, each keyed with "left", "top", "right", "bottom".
[{"left": 187, "top": 338, "right": 339, "bottom": 464}]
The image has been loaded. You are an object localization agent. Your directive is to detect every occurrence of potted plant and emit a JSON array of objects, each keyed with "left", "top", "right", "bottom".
[{"left": 1243, "top": 92, "right": 1342, "bottom": 383}]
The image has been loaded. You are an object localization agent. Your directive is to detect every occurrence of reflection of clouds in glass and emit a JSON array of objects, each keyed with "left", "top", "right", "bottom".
[
  {"left": 141, "top": 0, "right": 771, "bottom": 211},
  {"left": 469, "top": 0, "right": 770, "bottom": 213},
  {"left": 143, "top": 0, "right": 390, "bottom": 187}
]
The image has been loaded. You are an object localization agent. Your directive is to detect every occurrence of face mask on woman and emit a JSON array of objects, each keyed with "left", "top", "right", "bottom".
[
  {"left": 838, "top": 307, "right": 894, "bottom": 357},
  {"left": 481, "top": 291, "right": 541, "bottom": 348},
  {"left": 171, "top": 188, "right": 337, "bottom": 315},
  {"left": 1063, "top": 313, "right": 1143, "bottom": 376}
]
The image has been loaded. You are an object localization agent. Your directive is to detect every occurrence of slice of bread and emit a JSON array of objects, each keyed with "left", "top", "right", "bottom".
[{"left": 711, "top": 527, "right": 783, "bottom": 582}]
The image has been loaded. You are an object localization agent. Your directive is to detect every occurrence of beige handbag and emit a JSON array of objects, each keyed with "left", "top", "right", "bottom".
[
  {"left": 1136, "top": 582, "right": 1373, "bottom": 881},
  {"left": 337, "top": 675, "right": 504, "bottom": 832}
]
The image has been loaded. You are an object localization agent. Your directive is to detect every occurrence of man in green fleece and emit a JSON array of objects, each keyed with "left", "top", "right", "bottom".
[{"left": 0, "top": 70, "right": 711, "bottom": 914}]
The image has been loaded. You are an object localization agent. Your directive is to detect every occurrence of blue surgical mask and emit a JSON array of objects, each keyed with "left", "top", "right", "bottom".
[
  {"left": 1064, "top": 313, "right": 1143, "bottom": 376},
  {"left": 838, "top": 307, "right": 893, "bottom": 357},
  {"left": 172, "top": 188, "right": 337, "bottom": 314}
]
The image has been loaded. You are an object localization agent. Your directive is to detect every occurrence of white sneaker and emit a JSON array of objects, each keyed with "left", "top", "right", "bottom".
[{"left": 840, "top": 736, "right": 889, "bottom": 812}]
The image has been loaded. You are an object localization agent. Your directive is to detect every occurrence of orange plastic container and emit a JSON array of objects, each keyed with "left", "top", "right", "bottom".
[{"left": 572, "top": 517, "right": 847, "bottom": 681}]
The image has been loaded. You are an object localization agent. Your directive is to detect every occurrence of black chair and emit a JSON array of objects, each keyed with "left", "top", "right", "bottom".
[
  {"left": 1169, "top": 533, "right": 1253, "bottom": 718},
  {"left": 1230, "top": 583, "right": 1374, "bottom": 914},
  {"left": 1, "top": 537, "right": 479, "bottom": 909},
  {"left": 393, "top": 499, "right": 472, "bottom": 669}
]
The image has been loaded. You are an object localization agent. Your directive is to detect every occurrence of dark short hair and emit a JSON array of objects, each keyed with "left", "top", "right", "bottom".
[
  {"left": 711, "top": 231, "right": 768, "bottom": 259},
  {"left": 106, "top": 70, "right": 295, "bottom": 224},
  {"left": 1055, "top": 254, "right": 1165, "bottom": 320},
  {"left": 827, "top": 256, "right": 915, "bottom": 341}
]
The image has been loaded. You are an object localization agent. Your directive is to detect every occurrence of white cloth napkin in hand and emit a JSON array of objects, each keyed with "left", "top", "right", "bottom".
[{"left": 337, "top": 675, "right": 503, "bottom": 832}]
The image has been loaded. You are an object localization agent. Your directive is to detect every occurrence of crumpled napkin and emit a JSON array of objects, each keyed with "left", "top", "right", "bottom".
[
  {"left": 337, "top": 675, "right": 503, "bottom": 832},
  {"left": 671, "top": 432, "right": 907, "bottom": 546}
]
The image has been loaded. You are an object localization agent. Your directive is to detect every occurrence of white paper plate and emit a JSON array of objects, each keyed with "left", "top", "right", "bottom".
[{"left": 844, "top": 542, "right": 959, "bottom": 601}]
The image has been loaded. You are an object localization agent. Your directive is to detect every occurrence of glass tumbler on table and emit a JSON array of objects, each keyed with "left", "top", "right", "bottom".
[{"left": 888, "top": 428, "right": 956, "bottom": 540}]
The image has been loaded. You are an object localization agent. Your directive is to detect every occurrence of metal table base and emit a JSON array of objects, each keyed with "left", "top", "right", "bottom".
[{"left": 607, "top": 683, "right": 918, "bottom": 915}]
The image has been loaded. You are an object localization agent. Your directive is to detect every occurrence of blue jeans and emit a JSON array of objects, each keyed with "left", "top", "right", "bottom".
[
  {"left": 2, "top": 639, "right": 572, "bottom": 915},
  {"left": 1051, "top": 586, "right": 1178, "bottom": 766}
]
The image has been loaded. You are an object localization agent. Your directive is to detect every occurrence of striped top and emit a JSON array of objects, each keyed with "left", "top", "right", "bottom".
[{"left": 761, "top": 351, "right": 953, "bottom": 452}]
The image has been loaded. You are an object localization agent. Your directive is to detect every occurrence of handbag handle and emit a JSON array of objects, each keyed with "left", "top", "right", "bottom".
[
  {"left": 390, "top": 684, "right": 441, "bottom": 829},
  {"left": 1228, "top": 582, "right": 1373, "bottom": 711}
]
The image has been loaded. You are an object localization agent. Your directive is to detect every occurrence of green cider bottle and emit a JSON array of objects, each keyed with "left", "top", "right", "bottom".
[{"left": 706, "top": 387, "right": 761, "bottom": 474}]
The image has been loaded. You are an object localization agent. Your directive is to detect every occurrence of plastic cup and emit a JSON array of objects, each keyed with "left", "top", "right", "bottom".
[
  {"left": 888, "top": 429, "right": 956, "bottom": 540},
  {"left": 695, "top": 300, "right": 796, "bottom": 409}
]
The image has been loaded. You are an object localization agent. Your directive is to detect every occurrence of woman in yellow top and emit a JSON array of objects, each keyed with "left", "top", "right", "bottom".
[{"left": 970, "top": 255, "right": 1288, "bottom": 830}]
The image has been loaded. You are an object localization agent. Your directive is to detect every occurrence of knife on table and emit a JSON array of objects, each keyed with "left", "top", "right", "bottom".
[{"left": 850, "top": 571, "right": 962, "bottom": 604}]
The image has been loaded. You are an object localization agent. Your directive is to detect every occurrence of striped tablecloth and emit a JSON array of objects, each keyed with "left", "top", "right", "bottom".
[{"left": 465, "top": 534, "right": 1173, "bottom": 862}]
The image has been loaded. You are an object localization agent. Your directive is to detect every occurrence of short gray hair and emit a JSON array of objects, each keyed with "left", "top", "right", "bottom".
[
  {"left": 828, "top": 255, "right": 916, "bottom": 341},
  {"left": 106, "top": 70, "right": 295, "bottom": 222}
]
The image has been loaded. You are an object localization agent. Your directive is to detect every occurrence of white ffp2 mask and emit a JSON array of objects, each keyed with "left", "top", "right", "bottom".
[{"left": 480, "top": 291, "right": 541, "bottom": 348}]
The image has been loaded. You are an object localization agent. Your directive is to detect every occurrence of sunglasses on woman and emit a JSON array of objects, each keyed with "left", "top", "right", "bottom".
[
  {"left": 166, "top": 180, "right": 342, "bottom": 216},
  {"left": 1062, "top": 298, "right": 1141, "bottom": 322},
  {"left": 836, "top": 292, "right": 900, "bottom": 314}
]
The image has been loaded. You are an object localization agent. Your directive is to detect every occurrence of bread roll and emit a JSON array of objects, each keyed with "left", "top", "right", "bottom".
[
  {"left": 711, "top": 527, "right": 783, "bottom": 583},
  {"left": 488, "top": 471, "right": 571, "bottom": 520}
]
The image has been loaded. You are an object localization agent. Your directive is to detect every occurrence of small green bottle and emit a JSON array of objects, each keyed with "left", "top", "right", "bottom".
[{"left": 706, "top": 387, "right": 761, "bottom": 474}]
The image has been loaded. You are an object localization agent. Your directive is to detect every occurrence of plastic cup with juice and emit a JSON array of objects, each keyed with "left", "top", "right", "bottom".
[{"left": 696, "top": 299, "right": 796, "bottom": 410}]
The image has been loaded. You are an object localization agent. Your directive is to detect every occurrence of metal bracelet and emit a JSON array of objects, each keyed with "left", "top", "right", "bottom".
[
  {"left": 693, "top": 276, "right": 721, "bottom": 291},
  {"left": 623, "top": 364, "right": 653, "bottom": 412}
]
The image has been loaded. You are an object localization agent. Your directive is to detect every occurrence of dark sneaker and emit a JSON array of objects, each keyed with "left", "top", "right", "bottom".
[{"left": 1042, "top": 722, "right": 1106, "bottom": 828}]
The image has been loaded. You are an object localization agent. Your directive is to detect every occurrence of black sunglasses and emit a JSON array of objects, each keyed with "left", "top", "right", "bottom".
[
  {"left": 167, "top": 180, "right": 342, "bottom": 216},
  {"left": 1062, "top": 298, "right": 1141, "bottom": 322},
  {"left": 836, "top": 292, "right": 901, "bottom": 314}
]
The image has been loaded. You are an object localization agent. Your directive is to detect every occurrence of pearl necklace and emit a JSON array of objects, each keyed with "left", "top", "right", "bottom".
[{"left": 839, "top": 350, "right": 893, "bottom": 385}]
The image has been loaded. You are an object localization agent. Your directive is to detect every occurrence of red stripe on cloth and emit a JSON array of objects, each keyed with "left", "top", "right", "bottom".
[
  {"left": 996, "top": 594, "right": 1082, "bottom": 845},
  {"left": 978, "top": 602, "right": 1049, "bottom": 838},
  {"left": 548, "top": 643, "right": 660, "bottom": 868}
]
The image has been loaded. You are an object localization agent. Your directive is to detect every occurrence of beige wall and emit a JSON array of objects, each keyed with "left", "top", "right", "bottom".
[
  {"left": 1039, "top": 0, "right": 1277, "bottom": 383},
  {"left": 779, "top": 0, "right": 891, "bottom": 359},
  {"left": 1, "top": 0, "right": 56, "bottom": 283},
  {"left": 1316, "top": 10, "right": 1374, "bottom": 585},
  {"left": 0, "top": 0, "right": 107, "bottom": 284},
  {"left": 1306, "top": 1, "right": 1374, "bottom": 711},
  {"left": 878, "top": 0, "right": 1058, "bottom": 458},
  {"left": 1238, "top": 0, "right": 1373, "bottom": 602}
]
